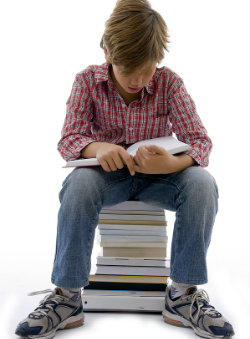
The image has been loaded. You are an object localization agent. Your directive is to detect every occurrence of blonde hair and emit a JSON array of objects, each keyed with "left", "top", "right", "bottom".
[{"left": 100, "top": 0, "right": 170, "bottom": 74}]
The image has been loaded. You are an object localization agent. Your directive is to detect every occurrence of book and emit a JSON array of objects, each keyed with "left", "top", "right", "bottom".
[
  {"left": 100, "top": 209, "right": 165, "bottom": 216},
  {"left": 98, "top": 224, "right": 167, "bottom": 231},
  {"left": 99, "top": 241, "right": 167, "bottom": 247},
  {"left": 99, "top": 229, "right": 167, "bottom": 236},
  {"left": 99, "top": 219, "right": 167, "bottom": 226},
  {"left": 81, "top": 294, "right": 165, "bottom": 312},
  {"left": 99, "top": 213, "right": 166, "bottom": 221},
  {"left": 98, "top": 235, "right": 167, "bottom": 242},
  {"left": 88, "top": 274, "right": 168, "bottom": 284},
  {"left": 95, "top": 265, "right": 170, "bottom": 276},
  {"left": 84, "top": 281, "right": 167, "bottom": 291},
  {"left": 101, "top": 247, "right": 166, "bottom": 257},
  {"left": 96, "top": 256, "right": 170, "bottom": 267},
  {"left": 83, "top": 290, "right": 166, "bottom": 296},
  {"left": 65, "top": 135, "right": 191, "bottom": 168},
  {"left": 100, "top": 200, "right": 165, "bottom": 212}
]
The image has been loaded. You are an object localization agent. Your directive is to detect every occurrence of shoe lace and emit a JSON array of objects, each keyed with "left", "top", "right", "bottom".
[
  {"left": 190, "top": 289, "right": 221, "bottom": 323},
  {"left": 27, "top": 289, "right": 69, "bottom": 318}
]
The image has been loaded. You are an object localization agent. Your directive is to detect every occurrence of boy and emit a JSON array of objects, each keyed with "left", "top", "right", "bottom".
[{"left": 15, "top": 0, "right": 234, "bottom": 338}]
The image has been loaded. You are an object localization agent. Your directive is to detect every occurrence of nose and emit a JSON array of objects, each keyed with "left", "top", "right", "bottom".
[{"left": 131, "top": 75, "right": 143, "bottom": 87}]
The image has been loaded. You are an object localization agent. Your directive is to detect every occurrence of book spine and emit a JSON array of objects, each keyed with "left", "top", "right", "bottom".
[
  {"left": 84, "top": 281, "right": 167, "bottom": 291},
  {"left": 99, "top": 220, "right": 167, "bottom": 226},
  {"left": 100, "top": 242, "right": 167, "bottom": 247}
]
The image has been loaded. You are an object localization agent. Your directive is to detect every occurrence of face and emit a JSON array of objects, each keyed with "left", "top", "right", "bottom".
[{"left": 111, "top": 63, "right": 156, "bottom": 95}]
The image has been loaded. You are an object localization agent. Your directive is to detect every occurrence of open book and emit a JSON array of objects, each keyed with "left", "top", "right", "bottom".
[{"left": 65, "top": 135, "right": 191, "bottom": 168}]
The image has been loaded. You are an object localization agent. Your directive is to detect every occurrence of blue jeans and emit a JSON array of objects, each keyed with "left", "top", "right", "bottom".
[{"left": 51, "top": 166, "right": 218, "bottom": 288}]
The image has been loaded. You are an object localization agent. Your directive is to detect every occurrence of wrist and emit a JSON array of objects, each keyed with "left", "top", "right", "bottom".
[
  {"left": 173, "top": 154, "right": 196, "bottom": 171},
  {"left": 163, "top": 154, "right": 196, "bottom": 174},
  {"left": 81, "top": 142, "right": 107, "bottom": 158}
]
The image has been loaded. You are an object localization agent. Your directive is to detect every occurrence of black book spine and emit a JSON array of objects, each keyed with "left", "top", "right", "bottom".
[{"left": 84, "top": 281, "right": 167, "bottom": 291}]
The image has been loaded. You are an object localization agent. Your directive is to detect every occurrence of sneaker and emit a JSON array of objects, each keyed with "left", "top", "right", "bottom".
[
  {"left": 15, "top": 288, "right": 84, "bottom": 338},
  {"left": 162, "top": 286, "right": 234, "bottom": 338}
]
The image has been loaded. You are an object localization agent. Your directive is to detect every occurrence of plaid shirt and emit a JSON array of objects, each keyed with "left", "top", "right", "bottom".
[{"left": 58, "top": 63, "right": 212, "bottom": 167}]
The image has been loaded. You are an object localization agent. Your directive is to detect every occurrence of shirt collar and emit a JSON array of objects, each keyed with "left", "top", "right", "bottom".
[
  {"left": 95, "top": 62, "right": 161, "bottom": 96},
  {"left": 95, "top": 63, "right": 110, "bottom": 83}
]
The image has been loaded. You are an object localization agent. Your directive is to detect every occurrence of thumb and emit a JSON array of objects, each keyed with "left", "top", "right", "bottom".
[{"left": 145, "top": 144, "right": 165, "bottom": 154}]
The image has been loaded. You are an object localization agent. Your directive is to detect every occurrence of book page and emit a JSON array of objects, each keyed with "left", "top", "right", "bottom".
[{"left": 126, "top": 136, "right": 190, "bottom": 156}]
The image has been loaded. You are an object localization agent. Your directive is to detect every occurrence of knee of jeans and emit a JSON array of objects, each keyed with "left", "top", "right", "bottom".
[
  {"left": 184, "top": 167, "right": 219, "bottom": 205},
  {"left": 59, "top": 168, "right": 102, "bottom": 205}
]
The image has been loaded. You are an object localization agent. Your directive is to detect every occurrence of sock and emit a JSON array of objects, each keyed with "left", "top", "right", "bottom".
[
  {"left": 170, "top": 281, "right": 196, "bottom": 299},
  {"left": 58, "top": 287, "right": 82, "bottom": 302}
]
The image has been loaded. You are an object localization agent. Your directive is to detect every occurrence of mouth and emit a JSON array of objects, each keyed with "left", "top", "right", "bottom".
[{"left": 128, "top": 87, "right": 142, "bottom": 93}]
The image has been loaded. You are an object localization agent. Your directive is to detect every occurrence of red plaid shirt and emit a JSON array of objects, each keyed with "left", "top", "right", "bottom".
[{"left": 58, "top": 63, "right": 212, "bottom": 167}]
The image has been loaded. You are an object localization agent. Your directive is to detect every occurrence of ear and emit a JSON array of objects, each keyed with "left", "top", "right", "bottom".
[{"left": 104, "top": 47, "right": 109, "bottom": 63}]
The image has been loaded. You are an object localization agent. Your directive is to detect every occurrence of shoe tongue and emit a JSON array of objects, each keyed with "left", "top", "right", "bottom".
[{"left": 185, "top": 286, "right": 197, "bottom": 295}]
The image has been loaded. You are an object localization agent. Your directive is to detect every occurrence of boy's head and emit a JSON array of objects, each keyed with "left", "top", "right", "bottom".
[{"left": 100, "top": 0, "right": 169, "bottom": 75}]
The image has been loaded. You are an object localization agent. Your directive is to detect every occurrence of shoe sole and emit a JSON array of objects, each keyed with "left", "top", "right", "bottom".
[
  {"left": 24, "top": 312, "right": 85, "bottom": 339},
  {"left": 162, "top": 309, "right": 227, "bottom": 339},
  {"left": 162, "top": 309, "right": 190, "bottom": 328}
]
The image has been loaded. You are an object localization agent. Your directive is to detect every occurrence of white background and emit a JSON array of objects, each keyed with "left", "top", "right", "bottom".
[{"left": 1, "top": 0, "right": 249, "bottom": 338}]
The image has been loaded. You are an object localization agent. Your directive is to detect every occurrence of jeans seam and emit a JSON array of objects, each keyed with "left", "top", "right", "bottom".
[{"left": 99, "top": 175, "right": 132, "bottom": 196}]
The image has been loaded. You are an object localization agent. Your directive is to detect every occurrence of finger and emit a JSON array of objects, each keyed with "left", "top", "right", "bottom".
[
  {"left": 144, "top": 145, "right": 156, "bottom": 154},
  {"left": 136, "top": 146, "right": 148, "bottom": 158},
  {"left": 112, "top": 153, "right": 125, "bottom": 170},
  {"left": 146, "top": 144, "right": 165, "bottom": 154},
  {"left": 134, "top": 164, "right": 142, "bottom": 173},
  {"left": 134, "top": 150, "right": 145, "bottom": 166},
  {"left": 99, "top": 159, "right": 112, "bottom": 172},
  {"left": 120, "top": 150, "right": 135, "bottom": 176},
  {"left": 107, "top": 157, "right": 119, "bottom": 171}
]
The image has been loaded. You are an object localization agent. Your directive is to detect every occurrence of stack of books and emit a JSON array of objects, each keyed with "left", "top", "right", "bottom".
[{"left": 82, "top": 200, "right": 170, "bottom": 312}]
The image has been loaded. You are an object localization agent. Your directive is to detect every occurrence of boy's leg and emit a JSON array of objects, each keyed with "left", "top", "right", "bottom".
[
  {"left": 133, "top": 166, "right": 218, "bottom": 284},
  {"left": 132, "top": 166, "right": 234, "bottom": 338},
  {"left": 51, "top": 166, "right": 134, "bottom": 288},
  {"left": 16, "top": 166, "right": 134, "bottom": 338}
]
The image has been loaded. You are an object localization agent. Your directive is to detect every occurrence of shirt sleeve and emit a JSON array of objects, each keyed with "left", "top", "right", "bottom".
[
  {"left": 57, "top": 73, "right": 96, "bottom": 161},
  {"left": 167, "top": 74, "right": 212, "bottom": 167}
]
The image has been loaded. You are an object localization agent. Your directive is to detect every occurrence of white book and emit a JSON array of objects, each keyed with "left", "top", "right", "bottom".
[
  {"left": 100, "top": 209, "right": 165, "bottom": 216},
  {"left": 96, "top": 256, "right": 170, "bottom": 267},
  {"left": 81, "top": 294, "right": 165, "bottom": 312},
  {"left": 65, "top": 136, "right": 191, "bottom": 167},
  {"left": 98, "top": 235, "right": 167, "bottom": 242},
  {"left": 99, "top": 229, "right": 167, "bottom": 236},
  {"left": 99, "top": 241, "right": 167, "bottom": 248},
  {"left": 83, "top": 290, "right": 166, "bottom": 297},
  {"left": 99, "top": 220, "right": 167, "bottom": 226},
  {"left": 101, "top": 246, "right": 167, "bottom": 257},
  {"left": 99, "top": 213, "right": 166, "bottom": 221},
  {"left": 95, "top": 265, "right": 170, "bottom": 276},
  {"left": 98, "top": 224, "right": 167, "bottom": 231},
  {"left": 101, "top": 200, "right": 164, "bottom": 212}
]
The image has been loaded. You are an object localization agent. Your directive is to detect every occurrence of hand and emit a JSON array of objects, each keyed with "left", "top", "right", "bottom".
[
  {"left": 133, "top": 144, "right": 195, "bottom": 174},
  {"left": 96, "top": 143, "right": 135, "bottom": 176}
]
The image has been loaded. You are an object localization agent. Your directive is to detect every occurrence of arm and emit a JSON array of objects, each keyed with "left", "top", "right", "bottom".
[
  {"left": 167, "top": 74, "right": 212, "bottom": 168},
  {"left": 134, "top": 73, "right": 210, "bottom": 174},
  {"left": 57, "top": 73, "right": 96, "bottom": 161}
]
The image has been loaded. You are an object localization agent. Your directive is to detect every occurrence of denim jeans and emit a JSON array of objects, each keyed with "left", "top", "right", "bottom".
[{"left": 51, "top": 166, "right": 218, "bottom": 288}]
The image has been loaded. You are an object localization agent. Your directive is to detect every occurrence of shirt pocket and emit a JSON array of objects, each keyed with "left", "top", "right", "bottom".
[{"left": 144, "top": 101, "right": 170, "bottom": 139}]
